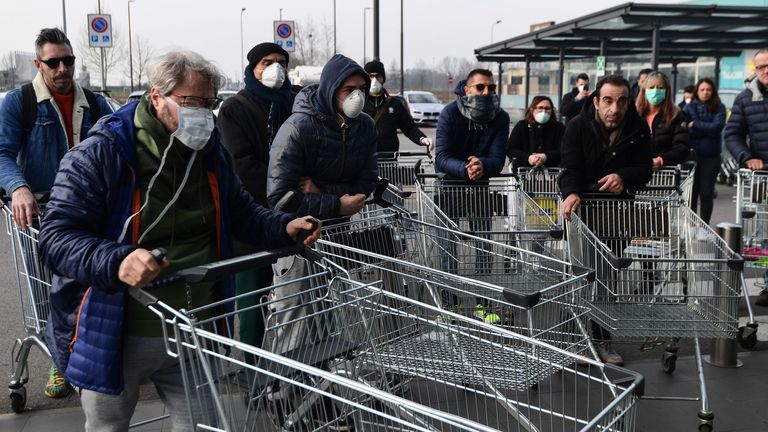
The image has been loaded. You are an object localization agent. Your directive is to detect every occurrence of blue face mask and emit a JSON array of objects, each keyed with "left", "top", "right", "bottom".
[{"left": 645, "top": 88, "right": 666, "bottom": 106}]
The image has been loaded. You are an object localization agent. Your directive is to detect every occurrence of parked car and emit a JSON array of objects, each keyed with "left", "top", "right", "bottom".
[
  {"left": 213, "top": 90, "right": 238, "bottom": 116},
  {"left": 402, "top": 91, "right": 445, "bottom": 125},
  {"left": 126, "top": 90, "right": 146, "bottom": 104}
]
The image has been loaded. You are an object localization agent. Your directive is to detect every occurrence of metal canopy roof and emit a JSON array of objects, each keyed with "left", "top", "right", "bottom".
[{"left": 476, "top": 2, "right": 768, "bottom": 64}]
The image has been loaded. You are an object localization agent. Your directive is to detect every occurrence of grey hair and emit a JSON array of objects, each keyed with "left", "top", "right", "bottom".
[
  {"left": 147, "top": 51, "right": 226, "bottom": 95},
  {"left": 755, "top": 48, "right": 768, "bottom": 58}
]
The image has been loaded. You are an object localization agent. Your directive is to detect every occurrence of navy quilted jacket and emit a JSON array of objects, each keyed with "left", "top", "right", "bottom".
[
  {"left": 684, "top": 99, "right": 725, "bottom": 158},
  {"left": 725, "top": 79, "right": 768, "bottom": 164},
  {"left": 39, "top": 103, "right": 293, "bottom": 394}
]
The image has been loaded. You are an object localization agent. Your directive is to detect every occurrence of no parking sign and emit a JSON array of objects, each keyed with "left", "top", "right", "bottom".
[
  {"left": 274, "top": 21, "right": 295, "bottom": 52},
  {"left": 88, "top": 14, "right": 112, "bottom": 48}
]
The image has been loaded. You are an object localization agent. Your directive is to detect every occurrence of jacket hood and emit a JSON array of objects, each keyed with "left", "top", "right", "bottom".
[
  {"left": 315, "top": 54, "right": 370, "bottom": 116},
  {"left": 454, "top": 80, "right": 468, "bottom": 97},
  {"left": 748, "top": 76, "right": 766, "bottom": 102}
]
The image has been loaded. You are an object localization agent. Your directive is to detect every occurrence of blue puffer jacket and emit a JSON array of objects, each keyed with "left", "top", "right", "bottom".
[
  {"left": 39, "top": 103, "right": 294, "bottom": 395},
  {"left": 435, "top": 80, "right": 509, "bottom": 180},
  {"left": 684, "top": 99, "right": 726, "bottom": 158},
  {"left": 725, "top": 78, "right": 768, "bottom": 164},
  {"left": 0, "top": 74, "right": 113, "bottom": 194},
  {"left": 267, "top": 54, "right": 378, "bottom": 219}
]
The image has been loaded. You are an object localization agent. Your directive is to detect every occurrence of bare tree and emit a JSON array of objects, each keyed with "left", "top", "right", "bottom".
[
  {"left": 0, "top": 51, "right": 16, "bottom": 88},
  {"left": 124, "top": 34, "right": 154, "bottom": 89},
  {"left": 292, "top": 16, "right": 335, "bottom": 66},
  {"left": 79, "top": 27, "right": 126, "bottom": 89}
]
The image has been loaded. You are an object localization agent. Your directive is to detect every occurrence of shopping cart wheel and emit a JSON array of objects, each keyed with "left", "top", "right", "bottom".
[
  {"left": 9, "top": 387, "right": 26, "bottom": 413},
  {"left": 661, "top": 352, "right": 677, "bottom": 374},
  {"left": 737, "top": 324, "right": 758, "bottom": 349},
  {"left": 698, "top": 410, "right": 714, "bottom": 431}
]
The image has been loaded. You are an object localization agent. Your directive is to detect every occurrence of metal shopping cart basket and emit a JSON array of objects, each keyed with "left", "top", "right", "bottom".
[
  {"left": 513, "top": 165, "right": 563, "bottom": 225},
  {"left": 131, "top": 243, "right": 643, "bottom": 431},
  {"left": 316, "top": 208, "right": 593, "bottom": 359},
  {"left": 414, "top": 174, "right": 565, "bottom": 260},
  {"left": 3, "top": 203, "right": 52, "bottom": 412},
  {"left": 638, "top": 163, "right": 696, "bottom": 206},
  {"left": 565, "top": 194, "right": 744, "bottom": 429},
  {"left": 372, "top": 151, "right": 434, "bottom": 215}
]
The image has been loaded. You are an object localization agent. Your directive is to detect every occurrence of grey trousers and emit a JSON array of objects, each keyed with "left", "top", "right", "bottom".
[{"left": 79, "top": 336, "right": 210, "bottom": 432}]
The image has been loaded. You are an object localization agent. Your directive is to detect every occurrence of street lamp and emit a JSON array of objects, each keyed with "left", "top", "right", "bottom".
[
  {"left": 240, "top": 7, "right": 246, "bottom": 80},
  {"left": 491, "top": 19, "right": 502, "bottom": 43},
  {"left": 128, "top": 0, "right": 134, "bottom": 92},
  {"left": 363, "top": 7, "right": 372, "bottom": 64}
]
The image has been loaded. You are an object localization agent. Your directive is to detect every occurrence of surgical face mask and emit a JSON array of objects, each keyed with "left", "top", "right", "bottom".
[
  {"left": 260, "top": 63, "right": 286, "bottom": 89},
  {"left": 645, "top": 88, "right": 667, "bottom": 106},
  {"left": 684, "top": 97, "right": 692, "bottom": 104},
  {"left": 340, "top": 89, "right": 365, "bottom": 118},
  {"left": 369, "top": 78, "right": 383, "bottom": 96},
  {"left": 166, "top": 97, "right": 214, "bottom": 151},
  {"left": 534, "top": 111, "right": 551, "bottom": 124},
  {"left": 458, "top": 94, "right": 500, "bottom": 123}
]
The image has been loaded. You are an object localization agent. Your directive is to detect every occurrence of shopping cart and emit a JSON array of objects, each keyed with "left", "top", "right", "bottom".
[
  {"left": 638, "top": 163, "right": 696, "bottom": 206},
  {"left": 316, "top": 208, "right": 593, "bottom": 358},
  {"left": 131, "top": 244, "right": 643, "bottom": 431},
  {"left": 565, "top": 194, "right": 744, "bottom": 429},
  {"left": 512, "top": 165, "right": 563, "bottom": 225},
  {"left": 3, "top": 202, "right": 51, "bottom": 413},
  {"left": 374, "top": 150, "right": 434, "bottom": 215},
  {"left": 414, "top": 174, "right": 565, "bottom": 260}
]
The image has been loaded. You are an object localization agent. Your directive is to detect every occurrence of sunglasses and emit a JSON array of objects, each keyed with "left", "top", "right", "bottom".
[
  {"left": 468, "top": 83, "right": 497, "bottom": 93},
  {"left": 39, "top": 56, "right": 76, "bottom": 69}
]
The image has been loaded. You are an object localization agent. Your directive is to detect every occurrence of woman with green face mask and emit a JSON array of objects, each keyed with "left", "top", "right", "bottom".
[{"left": 636, "top": 71, "right": 690, "bottom": 171}]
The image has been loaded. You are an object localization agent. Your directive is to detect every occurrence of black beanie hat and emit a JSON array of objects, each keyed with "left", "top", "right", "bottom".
[
  {"left": 364, "top": 60, "right": 386, "bottom": 83},
  {"left": 247, "top": 43, "right": 289, "bottom": 70}
]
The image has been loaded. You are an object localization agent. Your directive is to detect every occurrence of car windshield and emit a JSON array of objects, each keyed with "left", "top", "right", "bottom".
[{"left": 409, "top": 93, "right": 439, "bottom": 104}]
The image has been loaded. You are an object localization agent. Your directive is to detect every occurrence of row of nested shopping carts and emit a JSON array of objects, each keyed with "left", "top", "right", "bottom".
[{"left": 0, "top": 151, "right": 754, "bottom": 431}]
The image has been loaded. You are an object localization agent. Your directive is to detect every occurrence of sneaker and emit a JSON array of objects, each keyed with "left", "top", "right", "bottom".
[
  {"left": 44, "top": 366, "right": 72, "bottom": 399},
  {"left": 595, "top": 343, "right": 624, "bottom": 366},
  {"left": 474, "top": 304, "right": 501, "bottom": 324},
  {"left": 756, "top": 290, "right": 768, "bottom": 307}
]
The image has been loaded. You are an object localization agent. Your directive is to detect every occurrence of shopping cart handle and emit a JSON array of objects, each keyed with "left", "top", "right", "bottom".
[
  {"left": 549, "top": 228, "right": 564, "bottom": 240},
  {"left": 605, "top": 363, "right": 645, "bottom": 397},
  {"left": 365, "top": 179, "right": 393, "bottom": 208},
  {"left": 570, "top": 264, "right": 596, "bottom": 282},
  {"left": 144, "top": 245, "right": 312, "bottom": 290},
  {"left": 0, "top": 190, "right": 50, "bottom": 204},
  {"left": 609, "top": 255, "right": 633, "bottom": 269},
  {"left": 502, "top": 289, "right": 542, "bottom": 308}
]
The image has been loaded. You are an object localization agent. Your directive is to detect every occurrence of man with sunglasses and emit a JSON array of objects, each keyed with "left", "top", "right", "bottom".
[
  {"left": 434, "top": 69, "right": 509, "bottom": 323},
  {"left": 0, "top": 27, "right": 113, "bottom": 400}
]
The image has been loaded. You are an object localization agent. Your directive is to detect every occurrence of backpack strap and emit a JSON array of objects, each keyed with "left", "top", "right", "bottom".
[
  {"left": 21, "top": 83, "right": 37, "bottom": 134},
  {"left": 82, "top": 88, "right": 102, "bottom": 125}
]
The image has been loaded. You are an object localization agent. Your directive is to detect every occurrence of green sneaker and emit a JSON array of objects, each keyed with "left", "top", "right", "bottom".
[
  {"left": 474, "top": 304, "right": 500, "bottom": 324},
  {"left": 44, "top": 366, "right": 72, "bottom": 399}
]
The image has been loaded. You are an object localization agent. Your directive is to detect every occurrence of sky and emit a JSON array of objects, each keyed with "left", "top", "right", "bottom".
[{"left": 0, "top": 0, "right": 684, "bottom": 86}]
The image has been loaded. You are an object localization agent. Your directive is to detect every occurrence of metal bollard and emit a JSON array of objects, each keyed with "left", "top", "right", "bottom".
[{"left": 706, "top": 222, "right": 743, "bottom": 368}]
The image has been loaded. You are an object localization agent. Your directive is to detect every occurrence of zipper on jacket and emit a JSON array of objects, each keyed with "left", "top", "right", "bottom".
[{"left": 340, "top": 122, "right": 348, "bottom": 168}]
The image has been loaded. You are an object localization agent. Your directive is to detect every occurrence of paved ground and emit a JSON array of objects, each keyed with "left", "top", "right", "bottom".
[{"left": 1, "top": 127, "right": 767, "bottom": 431}]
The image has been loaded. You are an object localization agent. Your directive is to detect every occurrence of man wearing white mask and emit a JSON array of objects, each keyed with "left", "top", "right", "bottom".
[
  {"left": 362, "top": 60, "right": 431, "bottom": 157},
  {"left": 38, "top": 50, "right": 319, "bottom": 431},
  {"left": 218, "top": 42, "right": 293, "bottom": 360},
  {"left": 266, "top": 54, "right": 377, "bottom": 355}
]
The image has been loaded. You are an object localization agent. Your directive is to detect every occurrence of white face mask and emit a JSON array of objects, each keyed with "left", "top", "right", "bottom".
[
  {"left": 369, "top": 78, "right": 383, "bottom": 96},
  {"left": 534, "top": 111, "right": 551, "bottom": 124},
  {"left": 260, "top": 63, "right": 286, "bottom": 89},
  {"left": 340, "top": 89, "right": 365, "bottom": 118},
  {"left": 684, "top": 97, "right": 692, "bottom": 104},
  {"left": 167, "top": 97, "right": 215, "bottom": 151}
]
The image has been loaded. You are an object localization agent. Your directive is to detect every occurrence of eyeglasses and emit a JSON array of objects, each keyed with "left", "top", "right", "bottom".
[
  {"left": 170, "top": 94, "right": 224, "bottom": 110},
  {"left": 755, "top": 64, "right": 768, "bottom": 72},
  {"left": 39, "top": 56, "right": 76, "bottom": 69},
  {"left": 467, "top": 83, "right": 497, "bottom": 93}
]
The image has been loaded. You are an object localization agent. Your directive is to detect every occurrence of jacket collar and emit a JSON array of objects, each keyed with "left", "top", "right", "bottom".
[
  {"left": 748, "top": 77, "right": 766, "bottom": 102},
  {"left": 32, "top": 72, "right": 89, "bottom": 109}
]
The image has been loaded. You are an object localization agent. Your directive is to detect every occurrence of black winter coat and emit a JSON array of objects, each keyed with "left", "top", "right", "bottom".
[
  {"left": 362, "top": 91, "right": 425, "bottom": 155},
  {"left": 648, "top": 110, "right": 690, "bottom": 166},
  {"left": 560, "top": 88, "right": 588, "bottom": 120},
  {"left": 218, "top": 92, "right": 270, "bottom": 206},
  {"left": 507, "top": 119, "right": 564, "bottom": 167},
  {"left": 725, "top": 78, "right": 768, "bottom": 164},
  {"left": 558, "top": 94, "right": 653, "bottom": 198}
]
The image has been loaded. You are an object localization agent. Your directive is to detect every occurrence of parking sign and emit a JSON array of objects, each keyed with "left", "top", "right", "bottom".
[
  {"left": 88, "top": 14, "right": 113, "bottom": 48},
  {"left": 274, "top": 21, "right": 295, "bottom": 52}
]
